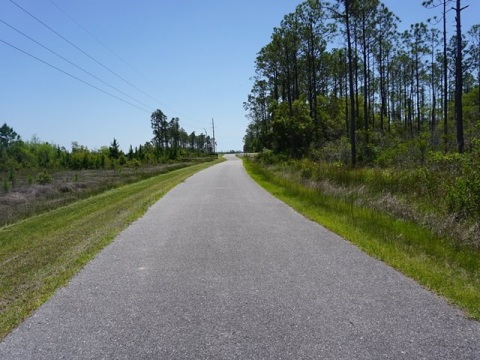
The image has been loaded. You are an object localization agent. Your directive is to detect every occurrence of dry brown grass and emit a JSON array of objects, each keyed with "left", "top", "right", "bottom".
[{"left": 0, "top": 162, "right": 207, "bottom": 227}]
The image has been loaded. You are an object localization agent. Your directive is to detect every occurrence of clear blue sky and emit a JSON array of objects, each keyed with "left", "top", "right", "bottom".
[{"left": 1, "top": 0, "right": 477, "bottom": 152}]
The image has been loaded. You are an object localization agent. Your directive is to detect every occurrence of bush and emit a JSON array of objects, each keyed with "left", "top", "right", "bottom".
[
  {"left": 447, "top": 166, "right": 480, "bottom": 220},
  {"left": 297, "top": 159, "right": 315, "bottom": 179},
  {"left": 126, "top": 159, "right": 141, "bottom": 169},
  {"left": 375, "top": 134, "right": 429, "bottom": 168},
  {"left": 36, "top": 171, "right": 53, "bottom": 185},
  {"left": 309, "top": 137, "right": 351, "bottom": 165},
  {"left": 256, "top": 148, "right": 277, "bottom": 164}
]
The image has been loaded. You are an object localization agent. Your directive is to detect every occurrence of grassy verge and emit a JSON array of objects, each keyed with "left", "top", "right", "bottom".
[
  {"left": 0, "top": 159, "right": 216, "bottom": 228},
  {"left": 0, "top": 159, "right": 222, "bottom": 339},
  {"left": 243, "top": 158, "right": 480, "bottom": 320}
]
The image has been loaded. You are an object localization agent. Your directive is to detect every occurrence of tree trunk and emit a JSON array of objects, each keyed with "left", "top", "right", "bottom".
[
  {"left": 443, "top": 0, "right": 449, "bottom": 151},
  {"left": 345, "top": 0, "right": 356, "bottom": 166},
  {"left": 362, "top": 10, "right": 369, "bottom": 134},
  {"left": 454, "top": 0, "right": 464, "bottom": 153}
]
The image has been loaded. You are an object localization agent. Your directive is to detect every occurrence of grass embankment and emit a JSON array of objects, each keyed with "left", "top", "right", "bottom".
[
  {"left": 0, "top": 159, "right": 222, "bottom": 339},
  {"left": 0, "top": 160, "right": 215, "bottom": 227},
  {"left": 243, "top": 158, "right": 480, "bottom": 320}
]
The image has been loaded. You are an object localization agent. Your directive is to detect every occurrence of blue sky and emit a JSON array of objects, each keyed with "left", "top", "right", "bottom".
[{"left": 1, "top": 0, "right": 477, "bottom": 152}]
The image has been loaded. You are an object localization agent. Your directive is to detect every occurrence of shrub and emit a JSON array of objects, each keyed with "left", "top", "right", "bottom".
[
  {"left": 375, "top": 134, "right": 429, "bottom": 168},
  {"left": 36, "top": 171, "right": 53, "bottom": 185},
  {"left": 256, "top": 148, "right": 276, "bottom": 164},
  {"left": 298, "top": 159, "right": 314, "bottom": 179},
  {"left": 309, "top": 137, "right": 351, "bottom": 165},
  {"left": 447, "top": 168, "right": 480, "bottom": 220},
  {"left": 127, "top": 159, "right": 141, "bottom": 169}
]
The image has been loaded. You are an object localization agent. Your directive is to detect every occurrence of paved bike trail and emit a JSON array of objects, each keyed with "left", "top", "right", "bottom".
[{"left": 1, "top": 155, "right": 479, "bottom": 359}]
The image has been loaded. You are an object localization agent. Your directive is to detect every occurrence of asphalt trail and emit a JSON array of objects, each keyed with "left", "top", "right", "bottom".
[{"left": 1, "top": 155, "right": 479, "bottom": 359}]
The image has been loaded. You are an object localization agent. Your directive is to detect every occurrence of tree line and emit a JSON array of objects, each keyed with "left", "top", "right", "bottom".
[
  {"left": 0, "top": 109, "right": 214, "bottom": 172},
  {"left": 150, "top": 109, "right": 215, "bottom": 159},
  {"left": 243, "top": 0, "right": 479, "bottom": 165}
]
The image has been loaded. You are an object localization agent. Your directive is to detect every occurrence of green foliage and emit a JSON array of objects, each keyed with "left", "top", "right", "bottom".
[
  {"left": 243, "top": 157, "right": 480, "bottom": 320},
  {"left": 0, "top": 159, "right": 221, "bottom": 340},
  {"left": 8, "top": 168, "right": 16, "bottom": 188},
  {"left": 36, "top": 171, "right": 53, "bottom": 185},
  {"left": 0, "top": 123, "right": 20, "bottom": 151},
  {"left": 3, "top": 180, "right": 10, "bottom": 193},
  {"left": 375, "top": 133, "right": 430, "bottom": 168},
  {"left": 127, "top": 159, "right": 141, "bottom": 169},
  {"left": 265, "top": 146, "right": 480, "bottom": 224},
  {"left": 309, "top": 137, "right": 351, "bottom": 164},
  {"left": 243, "top": 0, "right": 479, "bottom": 167},
  {"left": 447, "top": 176, "right": 480, "bottom": 219},
  {"left": 118, "top": 154, "right": 127, "bottom": 166},
  {"left": 444, "top": 148, "right": 480, "bottom": 219},
  {"left": 315, "top": 95, "right": 345, "bottom": 142},
  {"left": 256, "top": 148, "right": 277, "bottom": 164},
  {"left": 109, "top": 138, "right": 121, "bottom": 160},
  {"left": 0, "top": 118, "right": 212, "bottom": 177},
  {"left": 271, "top": 99, "right": 314, "bottom": 157},
  {"left": 150, "top": 109, "right": 213, "bottom": 158}
]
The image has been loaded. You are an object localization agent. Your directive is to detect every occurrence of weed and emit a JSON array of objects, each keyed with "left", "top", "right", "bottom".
[
  {"left": 3, "top": 180, "right": 10, "bottom": 193},
  {"left": 8, "top": 168, "right": 15, "bottom": 188}
]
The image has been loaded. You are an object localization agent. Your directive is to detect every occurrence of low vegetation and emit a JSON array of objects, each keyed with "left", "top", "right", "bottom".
[
  {"left": 255, "top": 144, "right": 480, "bottom": 247},
  {"left": 243, "top": 155, "right": 480, "bottom": 320},
  {"left": 241, "top": 0, "right": 480, "bottom": 319},
  {"left": 0, "top": 117, "right": 218, "bottom": 227},
  {"left": 0, "top": 158, "right": 222, "bottom": 340},
  {"left": 0, "top": 160, "right": 214, "bottom": 227},
  {"left": 0, "top": 106, "right": 222, "bottom": 339}
]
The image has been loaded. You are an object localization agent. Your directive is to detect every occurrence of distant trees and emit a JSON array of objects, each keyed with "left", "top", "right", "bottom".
[
  {"left": 468, "top": 24, "right": 480, "bottom": 128},
  {"left": 109, "top": 138, "right": 120, "bottom": 160},
  {"left": 150, "top": 108, "right": 214, "bottom": 158},
  {"left": 0, "top": 123, "right": 20, "bottom": 151},
  {"left": 244, "top": 0, "right": 480, "bottom": 164},
  {"left": 423, "top": 0, "right": 455, "bottom": 150},
  {"left": 0, "top": 110, "right": 213, "bottom": 175}
]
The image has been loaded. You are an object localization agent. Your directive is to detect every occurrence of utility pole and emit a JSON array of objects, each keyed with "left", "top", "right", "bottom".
[{"left": 212, "top": 118, "right": 216, "bottom": 154}]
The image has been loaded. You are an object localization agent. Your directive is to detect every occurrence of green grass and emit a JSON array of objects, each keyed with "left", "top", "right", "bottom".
[
  {"left": 0, "top": 160, "right": 215, "bottom": 227},
  {"left": 243, "top": 159, "right": 480, "bottom": 320},
  {"left": 0, "top": 159, "right": 222, "bottom": 339}
]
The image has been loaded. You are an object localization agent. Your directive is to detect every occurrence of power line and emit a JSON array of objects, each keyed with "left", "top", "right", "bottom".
[
  {"left": 0, "top": 39, "right": 150, "bottom": 113},
  {"left": 46, "top": 0, "right": 209, "bottom": 130},
  {"left": 9, "top": 0, "right": 159, "bottom": 105},
  {"left": 0, "top": 18, "right": 153, "bottom": 111},
  {"left": 49, "top": 0, "right": 153, "bottom": 86},
  {"left": 7, "top": 0, "right": 209, "bottom": 132}
]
